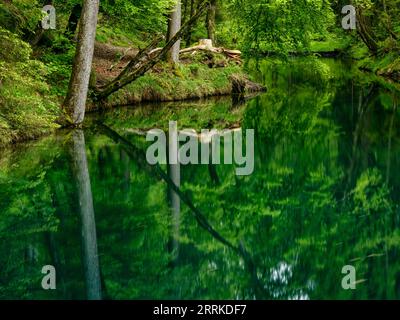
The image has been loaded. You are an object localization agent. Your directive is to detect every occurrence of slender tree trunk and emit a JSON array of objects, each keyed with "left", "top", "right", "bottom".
[
  {"left": 65, "top": 4, "right": 82, "bottom": 38},
  {"left": 183, "top": 0, "right": 189, "bottom": 22},
  {"left": 167, "top": 0, "right": 182, "bottom": 63},
  {"left": 69, "top": 130, "right": 102, "bottom": 300},
  {"left": 386, "top": 97, "right": 397, "bottom": 184},
  {"left": 120, "top": 149, "right": 131, "bottom": 198},
  {"left": 206, "top": 0, "right": 216, "bottom": 44},
  {"left": 168, "top": 160, "right": 181, "bottom": 258},
  {"left": 64, "top": 0, "right": 99, "bottom": 126},
  {"left": 185, "top": 0, "right": 195, "bottom": 46}
]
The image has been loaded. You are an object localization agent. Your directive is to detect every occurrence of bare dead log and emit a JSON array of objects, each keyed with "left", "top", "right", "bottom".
[
  {"left": 180, "top": 40, "right": 242, "bottom": 61},
  {"left": 230, "top": 74, "right": 266, "bottom": 104},
  {"left": 147, "top": 39, "right": 242, "bottom": 63}
]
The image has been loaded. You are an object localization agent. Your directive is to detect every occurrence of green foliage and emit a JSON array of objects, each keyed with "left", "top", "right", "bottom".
[
  {"left": 100, "top": 0, "right": 175, "bottom": 34},
  {"left": 1, "top": 0, "right": 400, "bottom": 301},
  {"left": 1, "top": 57, "right": 400, "bottom": 299},
  {"left": 0, "top": 28, "right": 59, "bottom": 146},
  {"left": 353, "top": 169, "right": 390, "bottom": 213},
  {"left": 41, "top": 34, "right": 75, "bottom": 97},
  {"left": 96, "top": 25, "right": 147, "bottom": 48},
  {"left": 228, "top": 0, "right": 336, "bottom": 55},
  {"left": 109, "top": 60, "right": 244, "bottom": 106},
  {"left": 0, "top": 0, "right": 43, "bottom": 35}
]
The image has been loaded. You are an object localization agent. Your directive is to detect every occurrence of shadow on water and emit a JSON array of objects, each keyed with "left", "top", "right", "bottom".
[{"left": 68, "top": 130, "right": 102, "bottom": 300}]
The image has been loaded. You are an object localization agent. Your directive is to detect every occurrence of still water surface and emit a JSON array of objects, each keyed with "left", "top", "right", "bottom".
[{"left": 0, "top": 58, "right": 399, "bottom": 299}]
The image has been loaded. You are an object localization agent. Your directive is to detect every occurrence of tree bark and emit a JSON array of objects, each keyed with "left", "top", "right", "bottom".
[
  {"left": 69, "top": 130, "right": 102, "bottom": 300},
  {"left": 185, "top": 0, "right": 196, "bottom": 46},
  {"left": 206, "top": 0, "right": 216, "bottom": 44},
  {"left": 64, "top": 0, "right": 99, "bottom": 126},
  {"left": 168, "top": 148, "right": 181, "bottom": 258},
  {"left": 167, "top": 0, "right": 182, "bottom": 63}
]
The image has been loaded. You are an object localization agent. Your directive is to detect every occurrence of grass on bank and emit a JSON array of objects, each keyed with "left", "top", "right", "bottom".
[{"left": 106, "top": 56, "right": 245, "bottom": 107}]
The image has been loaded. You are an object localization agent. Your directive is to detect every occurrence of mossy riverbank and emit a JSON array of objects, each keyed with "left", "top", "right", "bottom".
[
  {"left": 88, "top": 49, "right": 265, "bottom": 111},
  {"left": 0, "top": 35, "right": 264, "bottom": 148}
]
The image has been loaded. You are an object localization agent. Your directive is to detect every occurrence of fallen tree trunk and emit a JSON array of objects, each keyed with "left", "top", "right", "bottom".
[
  {"left": 149, "top": 39, "right": 242, "bottom": 61},
  {"left": 230, "top": 74, "right": 266, "bottom": 104},
  {"left": 180, "top": 43, "right": 242, "bottom": 61}
]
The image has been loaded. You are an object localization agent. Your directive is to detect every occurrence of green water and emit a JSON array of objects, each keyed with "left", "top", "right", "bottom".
[{"left": 1, "top": 58, "right": 400, "bottom": 300}]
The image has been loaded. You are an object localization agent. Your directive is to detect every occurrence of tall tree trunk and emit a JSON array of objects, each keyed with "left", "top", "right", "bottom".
[
  {"left": 64, "top": 0, "right": 99, "bottom": 126},
  {"left": 183, "top": 0, "right": 189, "bottom": 22},
  {"left": 65, "top": 4, "right": 82, "bottom": 38},
  {"left": 185, "top": 0, "right": 195, "bottom": 46},
  {"left": 206, "top": 0, "right": 216, "bottom": 44},
  {"left": 167, "top": 0, "right": 182, "bottom": 63},
  {"left": 69, "top": 130, "right": 102, "bottom": 300}
]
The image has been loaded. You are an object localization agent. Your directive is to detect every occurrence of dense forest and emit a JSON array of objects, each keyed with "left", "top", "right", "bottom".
[{"left": 0, "top": 0, "right": 400, "bottom": 301}]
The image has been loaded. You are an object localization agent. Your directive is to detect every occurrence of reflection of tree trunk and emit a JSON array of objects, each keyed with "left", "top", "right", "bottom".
[
  {"left": 386, "top": 97, "right": 397, "bottom": 184},
  {"left": 167, "top": 0, "right": 182, "bottom": 63},
  {"left": 345, "top": 85, "right": 377, "bottom": 189},
  {"left": 167, "top": 132, "right": 181, "bottom": 257},
  {"left": 120, "top": 149, "right": 131, "bottom": 196},
  {"left": 69, "top": 130, "right": 102, "bottom": 300},
  {"left": 168, "top": 162, "right": 181, "bottom": 257},
  {"left": 383, "top": 96, "right": 397, "bottom": 299},
  {"left": 185, "top": 0, "right": 195, "bottom": 46},
  {"left": 98, "top": 123, "right": 270, "bottom": 298}
]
